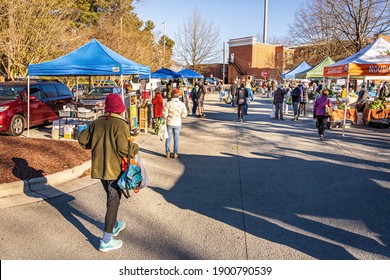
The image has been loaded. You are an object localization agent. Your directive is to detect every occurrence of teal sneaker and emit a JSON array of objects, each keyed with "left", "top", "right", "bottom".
[
  {"left": 112, "top": 220, "right": 126, "bottom": 237},
  {"left": 99, "top": 237, "right": 123, "bottom": 252}
]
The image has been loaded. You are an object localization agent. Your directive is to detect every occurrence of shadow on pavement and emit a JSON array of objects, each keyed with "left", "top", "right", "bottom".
[
  {"left": 12, "top": 157, "right": 103, "bottom": 250},
  {"left": 149, "top": 148, "right": 390, "bottom": 259}
]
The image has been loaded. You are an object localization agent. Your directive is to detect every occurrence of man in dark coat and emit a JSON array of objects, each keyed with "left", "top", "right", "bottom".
[{"left": 273, "top": 84, "right": 287, "bottom": 120}]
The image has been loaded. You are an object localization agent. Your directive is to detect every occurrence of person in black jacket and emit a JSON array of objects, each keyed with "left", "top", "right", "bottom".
[
  {"left": 236, "top": 82, "right": 249, "bottom": 122},
  {"left": 273, "top": 84, "right": 287, "bottom": 120},
  {"left": 291, "top": 84, "right": 302, "bottom": 120}
]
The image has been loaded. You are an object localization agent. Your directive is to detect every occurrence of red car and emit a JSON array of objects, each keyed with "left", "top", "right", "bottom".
[{"left": 0, "top": 81, "right": 74, "bottom": 136}]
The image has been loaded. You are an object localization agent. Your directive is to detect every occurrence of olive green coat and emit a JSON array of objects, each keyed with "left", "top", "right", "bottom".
[{"left": 78, "top": 113, "right": 138, "bottom": 180}]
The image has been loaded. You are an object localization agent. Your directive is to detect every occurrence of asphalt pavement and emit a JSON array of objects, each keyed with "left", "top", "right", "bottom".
[{"left": 0, "top": 92, "right": 389, "bottom": 260}]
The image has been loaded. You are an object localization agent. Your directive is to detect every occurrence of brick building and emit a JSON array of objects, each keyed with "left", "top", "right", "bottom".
[{"left": 227, "top": 36, "right": 295, "bottom": 83}]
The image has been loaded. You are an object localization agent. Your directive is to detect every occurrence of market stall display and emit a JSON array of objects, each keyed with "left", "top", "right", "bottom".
[{"left": 324, "top": 37, "right": 390, "bottom": 133}]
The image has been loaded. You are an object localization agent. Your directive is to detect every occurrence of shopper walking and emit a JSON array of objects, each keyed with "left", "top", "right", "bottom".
[
  {"left": 300, "top": 83, "right": 309, "bottom": 116},
  {"left": 356, "top": 84, "right": 369, "bottom": 113},
  {"left": 151, "top": 87, "right": 164, "bottom": 128},
  {"left": 230, "top": 80, "right": 238, "bottom": 107},
  {"left": 236, "top": 82, "right": 249, "bottom": 122},
  {"left": 244, "top": 82, "right": 255, "bottom": 115},
  {"left": 291, "top": 84, "right": 302, "bottom": 121},
  {"left": 313, "top": 89, "right": 332, "bottom": 141},
  {"left": 78, "top": 94, "right": 139, "bottom": 252},
  {"left": 163, "top": 88, "right": 188, "bottom": 158},
  {"left": 191, "top": 85, "right": 198, "bottom": 115},
  {"left": 196, "top": 81, "right": 206, "bottom": 118},
  {"left": 273, "top": 84, "right": 287, "bottom": 120}
]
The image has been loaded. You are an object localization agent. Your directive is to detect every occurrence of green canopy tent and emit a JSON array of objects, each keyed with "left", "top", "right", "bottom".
[{"left": 295, "top": 56, "right": 335, "bottom": 79}]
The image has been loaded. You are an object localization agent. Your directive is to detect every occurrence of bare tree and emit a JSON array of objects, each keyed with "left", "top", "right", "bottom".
[
  {"left": 289, "top": 0, "right": 390, "bottom": 58},
  {"left": 324, "top": 0, "right": 390, "bottom": 52},
  {"left": 0, "top": 0, "right": 79, "bottom": 79},
  {"left": 174, "top": 9, "right": 221, "bottom": 72}
]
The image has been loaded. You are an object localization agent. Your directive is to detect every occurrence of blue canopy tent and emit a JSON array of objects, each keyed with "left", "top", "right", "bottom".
[
  {"left": 28, "top": 38, "right": 150, "bottom": 76},
  {"left": 177, "top": 68, "right": 204, "bottom": 79},
  {"left": 147, "top": 67, "right": 183, "bottom": 79},
  {"left": 26, "top": 38, "right": 150, "bottom": 136},
  {"left": 281, "top": 61, "right": 312, "bottom": 79}
]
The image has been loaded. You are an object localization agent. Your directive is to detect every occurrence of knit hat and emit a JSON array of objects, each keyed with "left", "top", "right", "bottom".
[
  {"left": 105, "top": 93, "right": 126, "bottom": 114},
  {"left": 172, "top": 88, "right": 180, "bottom": 97}
]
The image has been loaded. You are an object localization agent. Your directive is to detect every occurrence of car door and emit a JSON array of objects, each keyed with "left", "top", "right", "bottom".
[
  {"left": 39, "top": 84, "right": 62, "bottom": 121},
  {"left": 25, "top": 86, "right": 48, "bottom": 126}
]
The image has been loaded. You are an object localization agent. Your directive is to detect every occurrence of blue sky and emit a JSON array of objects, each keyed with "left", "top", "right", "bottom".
[{"left": 134, "top": 0, "right": 306, "bottom": 43}]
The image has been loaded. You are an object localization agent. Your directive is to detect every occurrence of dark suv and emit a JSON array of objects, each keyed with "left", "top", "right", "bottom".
[{"left": 0, "top": 80, "right": 74, "bottom": 136}]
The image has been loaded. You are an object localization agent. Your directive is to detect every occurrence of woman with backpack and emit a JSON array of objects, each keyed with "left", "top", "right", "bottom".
[{"left": 313, "top": 89, "right": 332, "bottom": 141}]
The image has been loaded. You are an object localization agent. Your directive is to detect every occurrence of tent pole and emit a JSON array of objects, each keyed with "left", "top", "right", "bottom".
[
  {"left": 342, "top": 75, "right": 350, "bottom": 137},
  {"left": 27, "top": 76, "right": 30, "bottom": 137},
  {"left": 121, "top": 74, "right": 125, "bottom": 118}
]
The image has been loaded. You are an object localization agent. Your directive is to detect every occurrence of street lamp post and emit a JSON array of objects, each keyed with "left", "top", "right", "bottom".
[{"left": 162, "top": 21, "right": 166, "bottom": 67}]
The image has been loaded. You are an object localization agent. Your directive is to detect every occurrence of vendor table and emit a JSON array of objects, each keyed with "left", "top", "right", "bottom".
[
  {"left": 331, "top": 109, "right": 358, "bottom": 124},
  {"left": 363, "top": 108, "right": 390, "bottom": 123}
]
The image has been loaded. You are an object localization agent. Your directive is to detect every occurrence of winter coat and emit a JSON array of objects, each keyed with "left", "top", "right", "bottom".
[
  {"left": 273, "top": 88, "right": 286, "bottom": 103},
  {"left": 151, "top": 92, "right": 164, "bottom": 118},
  {"left": 313, "top": 95, "right": 332, "bottom": 117},
  {"left": 78, "top": 113, "right": 139, "bottom": 180},
  {"left": 230, "top": 83, "right": 238, "bottom": 96},
  {"left": 356, "top": 89, "right": 369, "bottom": 106},
  {"left": 163, "top": 97, "right": 188, "bottom": 126},
  {"left": 236, "top": 86, "right": 249, "bottom": 105},
  {"left": 291, "top": 87, "right": 302, "bottom": 103},
  {"left": 196, "top": 85, "right": 206, "bottom": 101}
]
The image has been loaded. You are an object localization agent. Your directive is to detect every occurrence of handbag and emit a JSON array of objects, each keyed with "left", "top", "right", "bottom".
[
  {"left": 157, "top": 119, "right": 168, "bottom": 141},
  {"left": 325, "top": 104, "right": 332, "bottom": 117},
  {"left": 117, "top": 141, "right": 147, "bottom": 198}
]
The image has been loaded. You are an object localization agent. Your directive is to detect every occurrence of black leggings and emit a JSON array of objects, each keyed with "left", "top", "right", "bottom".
[
  {"left": 316, "top": 116, "right": 328, "bottom": 136},
  {"left": 101, "top": 180, "right": 122, "bottom": 233}
]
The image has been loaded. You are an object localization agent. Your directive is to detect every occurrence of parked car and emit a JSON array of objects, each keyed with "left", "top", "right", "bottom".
[
  {"left": 71, "top": 83, "right": 90, "bottom": 97},
  {"left": 78, "top": 86, "right": 121, "bottom": 109},
  {"left": 0, "top": 80, "right": 74, "bottom": 136}
]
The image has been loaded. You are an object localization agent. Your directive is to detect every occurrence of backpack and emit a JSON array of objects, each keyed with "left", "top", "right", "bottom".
[{"left": 237, "top": 88, "right": 247, "bottom": 105}]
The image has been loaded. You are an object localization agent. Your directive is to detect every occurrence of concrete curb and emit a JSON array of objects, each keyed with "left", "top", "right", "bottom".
[{"left": 0, "top": 160, "right": 91, "bottom": 198}]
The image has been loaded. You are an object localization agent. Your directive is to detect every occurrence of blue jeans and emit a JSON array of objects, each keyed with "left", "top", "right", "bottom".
[{"left": 165, "top": 125, "right": 181, "bottom": 154}]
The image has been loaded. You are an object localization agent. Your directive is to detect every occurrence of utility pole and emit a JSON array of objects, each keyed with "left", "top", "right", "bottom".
[
  {"left": 162, "top": 21, "right": 166, "bottom": 67},
  {"left": 222, "top": 42, "right": 226, "bottom": 85},
  {"left": 263, "top": 0, "right": 268, "bottom": 44}
]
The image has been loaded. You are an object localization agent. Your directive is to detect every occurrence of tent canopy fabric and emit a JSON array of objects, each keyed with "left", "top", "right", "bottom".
[
  {"left": 295, "top": 57, "right": 335, "bottom": 79},
  {"left": 28, "top": 38, "right": 150, "bottom": 76},
  {"left": 177, "top": 68, "right": 204, "bottom": 79},
  {"left": 324, "top": 37, "right": 390, "bottom": 78},
  {"left": 149, "top": 67, "right": 183, "bottom": 79},
  {"left": 281, "top": 61, "right": 312, "bottom": 79}
]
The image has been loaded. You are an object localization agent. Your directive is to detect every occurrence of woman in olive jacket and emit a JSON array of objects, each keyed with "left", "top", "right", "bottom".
[{"left": 79, "top": 94, "right": 139, "bottom": 252}]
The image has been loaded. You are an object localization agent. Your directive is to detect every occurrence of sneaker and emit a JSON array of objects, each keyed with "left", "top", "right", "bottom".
[
  {"left": 112, "top": 221, "right": 126, "bottom": 237},
  {"left": 240, "top": 119, "right": 243, "bottom": 122},
  {"left": 99, "top": 237, "right": 123, "bottom": 252},
  {"left": 320, "top": 135, "right": 324, "bottom": 141}
]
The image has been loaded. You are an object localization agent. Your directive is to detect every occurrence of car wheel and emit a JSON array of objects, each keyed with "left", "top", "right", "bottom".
[{"left": 8, "top": 115, "right": 25, "bottom": 136}]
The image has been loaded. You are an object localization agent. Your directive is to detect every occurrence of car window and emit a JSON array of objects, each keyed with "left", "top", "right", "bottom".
[
  {"left": 90, "top": 87, "right": 114, "bottom": 96},
  {"left": 0, "top": 85, "right": 25, "bottom": 101},
  {"left": 40, "top": 84, "right": 58, "bottom": 98},
  {"left": 114, "top": 87, "right": 121, "bottom": 94},
  {"left": 56, "top": 83, "right": 72, "bottom": 96},
  {"left": 30, "top": 86, "right": 43, "bottom": 100}
]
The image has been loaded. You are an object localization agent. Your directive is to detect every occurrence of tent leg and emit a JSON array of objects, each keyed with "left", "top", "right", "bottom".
[
  {"left": 342, "top": 75, "right": 350, "bottom": 137},
  {"left": 27, "top": 76, "right": 30, "bottom": 137}
]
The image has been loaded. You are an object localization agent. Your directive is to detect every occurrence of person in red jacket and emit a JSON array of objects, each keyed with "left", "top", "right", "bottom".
[{"left": 152, "top": 87, "right": 164, "bottom": 128}]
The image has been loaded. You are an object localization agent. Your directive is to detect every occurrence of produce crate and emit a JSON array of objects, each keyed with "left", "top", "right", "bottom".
[{"left": 77, "top": 110, "right": 94, "bottom": 119}]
